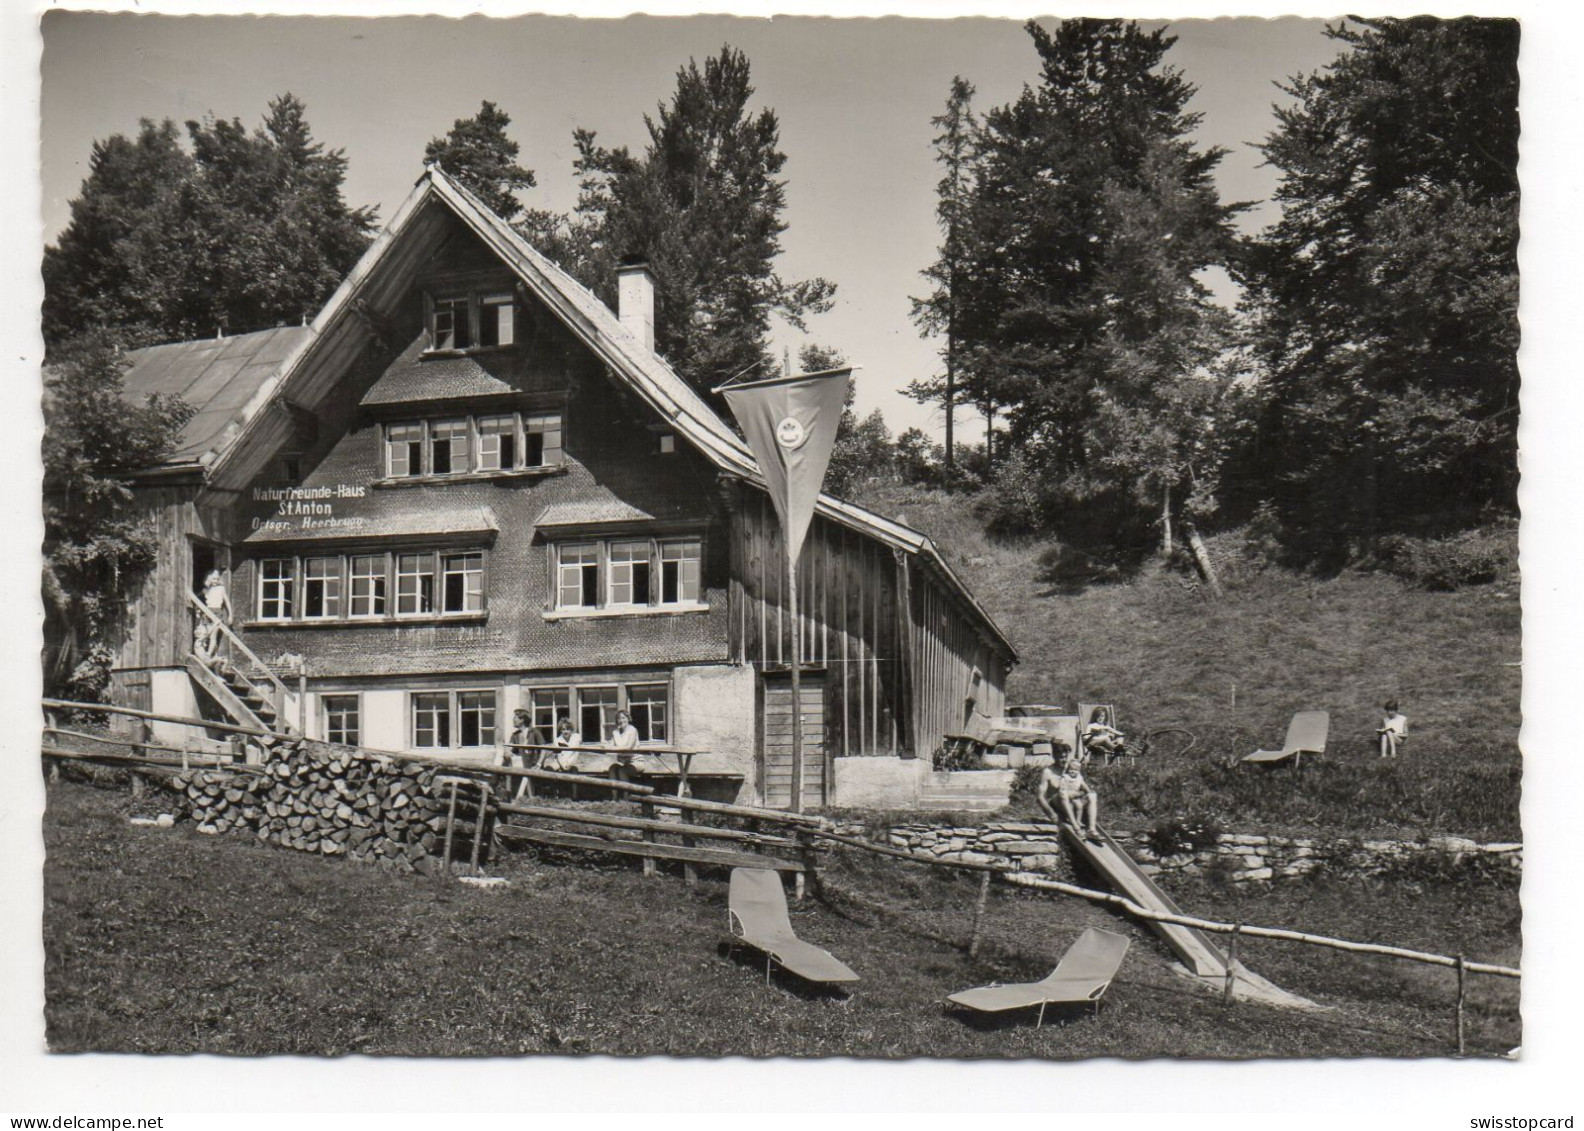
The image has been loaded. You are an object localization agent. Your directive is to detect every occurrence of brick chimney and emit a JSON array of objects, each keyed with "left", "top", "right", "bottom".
[{"left": 617, "top": 260, "right": 655, "bottom": 353}]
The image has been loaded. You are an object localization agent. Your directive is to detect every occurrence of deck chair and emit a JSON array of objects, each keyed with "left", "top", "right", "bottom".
[
  {"left": 947, "top": 927, "right": 1131, "bottom": 1028},
  {"left": 1243, "top": 710, "right": 1330, "bottom": 766},
  {"left": 727, "top": 868, "right": 859, "bottom": 987}
]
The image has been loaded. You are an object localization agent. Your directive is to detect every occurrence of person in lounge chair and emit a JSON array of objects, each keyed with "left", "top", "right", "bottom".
[
  {"left": 1082, "top": 707, "right": 1126, "bottom": 763},
  {"left": 1040, "top": 752, "right": 1102, "bottom": 841},
  {"left": 1377, "top": 699, "right": 1408, "bottom": 758}
]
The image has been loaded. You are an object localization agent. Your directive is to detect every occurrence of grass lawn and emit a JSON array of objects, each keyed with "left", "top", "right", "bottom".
[
  {"left": 45, "top": 779, "right": 1519, "bottom": 1058},
  {"left": 853, "top": 484, "right": 1522, "bottom": 841}
]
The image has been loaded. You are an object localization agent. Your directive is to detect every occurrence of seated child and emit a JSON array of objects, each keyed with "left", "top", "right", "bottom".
[
  {"left": 1377, "top": 700, "right": 1408, "bottom": 758},
  {"left": 1082, "top": 707, "right": 1126, "bottom": 762},
  {"left": 1039, "top": 753, "right": 1102, "bottom": 841}
]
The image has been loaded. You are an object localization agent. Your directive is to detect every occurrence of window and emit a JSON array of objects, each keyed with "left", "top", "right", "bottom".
[
  {"left": 479, "top": 294, "right": 515, "bottom": 348},
  {"left": 627, "top": 683, "right": 669, "bottom": 743},
  {"left": 412, "top": 689, "right": 497, "bottom": 749},
  {"left": 526, "top": 683, "right": 669, "bottom": 746},
  {"left": 530, "top": 688, "right": 570, "bottom": 736},
  {"left": 658, "top": 433, "right": 676, "bottom": 455},
  {"left": 323, "top": 695, "right": 360, "bottom": 745},
  {"left": 303, "top": 556, "right": 342, "bottom": 619},
  {"left": 607, "top": 540, "right": 651, "bottom": 608},
  {"left": 477, "top": 415, "right": 516, "bottom": 471},
  {"left": 432, "top": 297, "right": 470, "bottom": 350},
  {"left": 412, "top": 692, "right": 451, "bottom": 748},
  {"left": 387, "top": 424, "right": 424, "bottom": 478},
  {"left": 349, "top": 554, "right": 387, "bottom": 618},
  {"left": 382, "top": 412, "right": 562, "bottom": 479},
  {"left": 396, "top": 552, "right": 436, "bottom": 615},
  {"left": 457, "top": 691, "right": 497, "bottom": 746},
  {"left": 551, "top": 536, "right": 706, "bottom": 614},
  {"left": 558, "top": 543, "right": 600, "bottom": 610},
  {"left": 579, "top": 686, "right": 620, "bottom": 745},
  {"left": 259, "top": 559, "right": 294, "bottom": 620},
  {"left": 441, "top": 552, "right": 484, "bottom": 613},
  {"left": 252, "top": 549, "right": 485, "bottom": 623},
  {"left": 524, "top": 413, "right": 563, "bottom": 468},
  {"left": 660, "top": 539, "right": 702, "bottom": 605},
  {"left": 429, "top": 419, "right": 468, "bottom": 476}
]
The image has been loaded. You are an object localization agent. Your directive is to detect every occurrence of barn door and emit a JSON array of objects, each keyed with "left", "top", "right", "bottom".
[{"left": 762, "top": 672, "right": 826, "bottom": 810}]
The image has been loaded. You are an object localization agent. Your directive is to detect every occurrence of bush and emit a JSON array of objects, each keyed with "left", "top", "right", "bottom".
[
  {"left": 1142, "top": 813, "right": 1224, "bottom": 858},
  {"left": 1380, "top": 528, "right": 1513, "bottom": 590}
]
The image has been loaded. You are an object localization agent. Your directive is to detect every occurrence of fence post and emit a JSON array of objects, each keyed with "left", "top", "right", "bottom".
[
  {"left": 968, "top": 870, "right": 992, "bottom": 958},
  {"left": 442, "top": 780, "right": 460, "bottom": 875},
  {"left": 468, "top": 781, "right": 488, "bottom": 876},
  {"left": 1224, "top": 923, "right": 1242, "bottom": 1006},
  {"left": 1456, "top": 954, "right": 1468, "bottom": 1056},
  {"left": 639, "top": 799, "right": 657, "bottom": 878}
]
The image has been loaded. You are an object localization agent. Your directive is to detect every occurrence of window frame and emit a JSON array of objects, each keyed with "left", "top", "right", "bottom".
[
  {"left": 548, "top": 535, "right": 707, "bottom": 616},
  {"left": 410, "top": 688, "right": 500, "bottom": 750},
  {"left": 249, "top": 548, "right": 487, "bottom": 625},
  {"left": 258, "top": 558, "right": 296, "bottom": 621},
  {"left": 302, "top": 555, "right": 343, "bottom": 620},
  {"left": 521, "top": 681, "right": 672, "bottom": 748},
  {"left": 381, "top": 409, "right": 564, "bottom": 481},
  {"left": 322, "top": 693, "right": 362, "bottom": 746}
]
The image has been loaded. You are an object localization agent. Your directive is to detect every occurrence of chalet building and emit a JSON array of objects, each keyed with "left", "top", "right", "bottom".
[{"left": 107, "top": 165, "right": 1015, "bottom": 808}]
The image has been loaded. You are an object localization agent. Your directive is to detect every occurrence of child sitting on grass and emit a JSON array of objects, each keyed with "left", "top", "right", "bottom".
[
  {"left": 1377, "top": 699, "right": 1408, "bottom": 758},
  {"left": 1039, "top": 752, "right": 1102, "bottom": 842}
]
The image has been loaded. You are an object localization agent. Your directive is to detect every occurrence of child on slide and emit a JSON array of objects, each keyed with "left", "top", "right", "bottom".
[{"left": 1039, "top": 752, "right": 1102, "bottom": 842}]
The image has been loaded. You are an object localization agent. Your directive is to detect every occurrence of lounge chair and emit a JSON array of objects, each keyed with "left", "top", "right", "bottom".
[
  {"left": 1242, "top": 710, "right": 1330, "bottom": 766},
  {"left": 1077, "top": 702, "right": 1123, "bottom": 763},
  {"left": 727, "top": 868, "right": 859, "bottom": 987},
  {"left": 947, "top": 927, "right": 1131, "bottom": 1027}
]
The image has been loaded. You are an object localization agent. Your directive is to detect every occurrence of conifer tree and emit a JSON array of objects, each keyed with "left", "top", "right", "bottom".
[{"left": 424, "top": 100, "right": 537, "bottom": 221}]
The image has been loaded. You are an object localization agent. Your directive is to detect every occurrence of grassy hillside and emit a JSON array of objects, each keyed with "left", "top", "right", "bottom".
[
  {"left": 853, "top": 484, "right": 1522, "bottom": 840},
  {"left": 44, "top": 781, "right": 1519, "bottom": 1058}
]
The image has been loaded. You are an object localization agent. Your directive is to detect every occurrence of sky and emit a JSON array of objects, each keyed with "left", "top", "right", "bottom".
[{"left": 39, "top": 12, "right": 1341, "bottom": 442}]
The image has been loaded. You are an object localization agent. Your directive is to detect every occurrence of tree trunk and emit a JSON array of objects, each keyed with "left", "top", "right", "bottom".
[
  {"left": 1184, "top": 521, "right": 1224, "bottom": 597},
  {"left": 1162, "top": 481, "right": 1174, "bottom": 558}
]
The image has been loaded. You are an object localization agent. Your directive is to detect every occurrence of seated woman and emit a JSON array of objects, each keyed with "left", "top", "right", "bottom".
[
  {"left": 1081, "top": 707, "right": 1126, "bottom": 763},
  {"left": 1038, "top": 752, "right": 1101, "bottom": 841},
  {"left": 606, "top": 710, "right": 641, "bottom": 782},
  {"left": 550, "top": 716, "right": 582, "bottom": 771}
]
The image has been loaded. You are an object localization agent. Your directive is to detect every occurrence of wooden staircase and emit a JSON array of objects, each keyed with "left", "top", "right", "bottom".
[{"left": 187, "top": 592, "right": 294, "bottom": 742}]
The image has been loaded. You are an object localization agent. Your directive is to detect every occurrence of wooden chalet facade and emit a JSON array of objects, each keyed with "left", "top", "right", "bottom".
[{"left": 107, "top": 166, "right": 1015, "bottom": 808}]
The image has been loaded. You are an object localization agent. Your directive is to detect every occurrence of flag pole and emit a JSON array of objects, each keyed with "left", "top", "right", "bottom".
[{"left": 789, "top": 554, "right": 803, "bottom": 814}]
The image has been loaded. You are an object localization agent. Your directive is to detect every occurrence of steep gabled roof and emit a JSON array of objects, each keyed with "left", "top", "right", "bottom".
[{"left": 189, "top": 164, "right": 1014, "bottom": 660}]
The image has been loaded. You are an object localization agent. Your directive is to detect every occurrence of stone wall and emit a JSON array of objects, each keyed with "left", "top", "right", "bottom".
[{"left": 860, "top": 821, "right": 1522, "bottom": 884}]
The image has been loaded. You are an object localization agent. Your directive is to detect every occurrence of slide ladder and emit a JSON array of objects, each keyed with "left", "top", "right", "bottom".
[{"left": 1057, "top": 821, "right": 1318, "bottom": 1009}]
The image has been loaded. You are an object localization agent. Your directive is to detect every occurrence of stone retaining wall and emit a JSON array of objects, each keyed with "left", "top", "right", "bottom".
[{"left": 852, "top": 821, "right": 1522, "bottom": 883}]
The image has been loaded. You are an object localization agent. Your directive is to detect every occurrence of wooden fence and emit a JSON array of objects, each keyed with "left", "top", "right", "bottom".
[{"left": 40, "top": 698, "right": 1516, "bottom": 1050}]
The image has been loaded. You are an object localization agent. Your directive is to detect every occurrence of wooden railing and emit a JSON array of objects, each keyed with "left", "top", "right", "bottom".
[{"left": 187, "top": 591, "right": 289, "bottom": 718}]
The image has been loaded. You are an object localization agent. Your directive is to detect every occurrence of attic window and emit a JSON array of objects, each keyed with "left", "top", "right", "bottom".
[
  {"left": 432, "top": 297, "right": 470, "bottom": 351},
  {"left": 479, "top": 294, "right": 515, "bottom": 348},
  {"left": 658, "top": 433, "right": 676, "bottom": 455}
]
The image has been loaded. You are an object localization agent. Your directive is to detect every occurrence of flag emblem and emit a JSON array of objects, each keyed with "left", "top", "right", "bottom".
[{"left": 775, "top": 417, "right": 807, "bottom": 450}]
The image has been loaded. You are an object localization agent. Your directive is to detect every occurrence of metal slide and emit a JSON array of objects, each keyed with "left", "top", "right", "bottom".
[
  {"left": 1061, "top": 825, "right": 1230, "bottom": 976},
  {"left": 1055, "top": 820, "right": 1320, "bottom": 1009}
]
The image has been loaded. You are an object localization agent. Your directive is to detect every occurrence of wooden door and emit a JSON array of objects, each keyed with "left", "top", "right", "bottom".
[{"left": 762, "top": 672, "right": 826, "bottom": 810}]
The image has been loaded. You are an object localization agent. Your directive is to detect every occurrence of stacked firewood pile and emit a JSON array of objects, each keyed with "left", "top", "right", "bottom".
[{"left": 170, "top": 741, "right": 470, "bottom": 872}]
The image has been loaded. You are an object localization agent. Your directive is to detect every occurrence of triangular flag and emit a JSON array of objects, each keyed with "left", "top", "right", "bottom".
[{"left": 721, "top": 367, "right": 852, "bottom": 567}]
